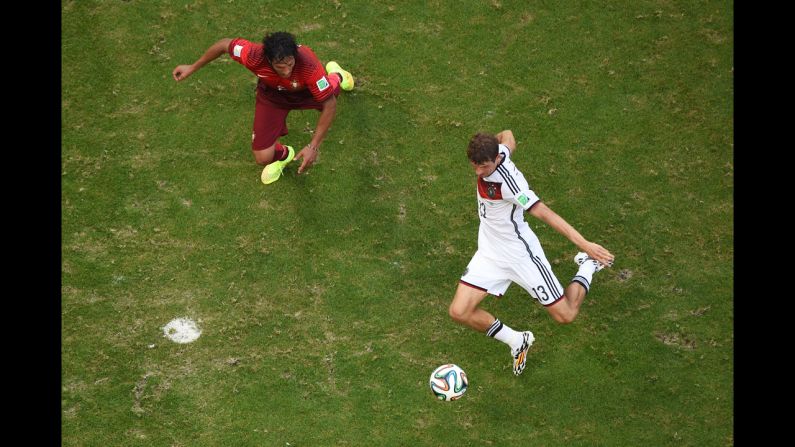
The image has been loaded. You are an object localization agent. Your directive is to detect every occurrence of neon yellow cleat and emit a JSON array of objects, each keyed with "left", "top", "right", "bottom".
[
  {"left": 325, "top": 61, "right": 354, "bottom": 91},
  {"left": 261, "top": 145, "right": 294, "bottom": 184}
]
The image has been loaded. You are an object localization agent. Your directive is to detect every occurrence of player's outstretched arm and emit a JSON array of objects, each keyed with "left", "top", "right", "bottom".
[
  {"left": 172, "top": 38, "right": 233, "bottom": 82},
  {"left": 295, "top": 96, "right": 337, "bottom": 174},
  {"left": 528, "top": 201, "right": 615, "bottom": 266},
  {"left": 495, "top": 130, "right": 516, "bottom": 153}
]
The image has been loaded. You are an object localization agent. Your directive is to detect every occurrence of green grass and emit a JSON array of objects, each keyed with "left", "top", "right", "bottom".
[{"left": 62, "top": 0, "right": 733, "bottom": 445}]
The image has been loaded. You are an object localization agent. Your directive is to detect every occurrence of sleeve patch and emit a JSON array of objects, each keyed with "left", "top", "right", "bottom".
[
  {"left": 316, "top": 76, "right": 330, "bottom": 91},
  {"left": 517, "top": 193, "right": 530, "bottom": 206},
  {"left": 233, "top": 44, "right": 243, "bottom": 58}
]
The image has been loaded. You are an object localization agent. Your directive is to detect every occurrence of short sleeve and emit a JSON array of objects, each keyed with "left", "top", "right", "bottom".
[
  {"left": 297, "top": 46, "right": 334, "bottom": 102},
  {"left": 495, "top": 146, "right": 540, "bottom": 210},
  {"left": 307, "top": 73, "right": 334, "bottom": 102},
  {"left": 228, "top": 38, "right": 252, "bottom": 65},
  {"left": 513, "top": 189, "right": 540, "bottom": 211}
]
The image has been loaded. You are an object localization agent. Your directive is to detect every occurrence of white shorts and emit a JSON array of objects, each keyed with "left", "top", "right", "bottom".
[{"left": 460, "top": 250, "right": 564, "bottom": 306}]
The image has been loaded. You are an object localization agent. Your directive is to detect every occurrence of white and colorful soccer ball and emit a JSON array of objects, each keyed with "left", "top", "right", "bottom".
[{"left": 429, "top": 363, "right": 468, "bottom": 401}]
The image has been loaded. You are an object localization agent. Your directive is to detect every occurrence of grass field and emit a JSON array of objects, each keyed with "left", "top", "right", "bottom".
[{"left": 62, "top": 1, "right": 733, "bottom": 445}]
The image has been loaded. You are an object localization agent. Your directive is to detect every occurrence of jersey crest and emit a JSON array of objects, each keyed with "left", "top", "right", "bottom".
[{"left": 478, "top": 178, "right": 503, "bottom": 200}]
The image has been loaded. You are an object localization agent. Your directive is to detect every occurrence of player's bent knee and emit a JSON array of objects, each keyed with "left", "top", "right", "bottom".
[
  {"left": 253, "top": 145, "right": 277, "bottom": 165},
  {"left": 552, "top": 313, "right": 576, "bottom": 324},
  {"left": 253, "top": 152, "right": 272, "bottom": 165},
  {"left": 448, "top": 303, "right": 470, "bottom": 323},
  {"left": 548, "top": 300, "right": 578, "bottom": 324}
]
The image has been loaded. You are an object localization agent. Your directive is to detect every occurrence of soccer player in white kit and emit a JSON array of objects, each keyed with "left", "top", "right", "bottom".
[{"left": 449, "top": 130, "right": 615, "bottom": 375}]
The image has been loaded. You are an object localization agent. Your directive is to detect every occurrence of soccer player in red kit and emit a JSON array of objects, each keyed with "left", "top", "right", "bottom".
[{"left": 172, "top": 32, "right": 354, "bottom": 184}]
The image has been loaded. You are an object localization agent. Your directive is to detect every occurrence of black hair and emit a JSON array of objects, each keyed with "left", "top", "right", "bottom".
[{"left": 263, "top": 32, "right": 298, "bottom": 63}]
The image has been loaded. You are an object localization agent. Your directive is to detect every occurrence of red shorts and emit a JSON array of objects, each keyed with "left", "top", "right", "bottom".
[{"left": 251, "top": 79, "right": 341, "bottom": 151}]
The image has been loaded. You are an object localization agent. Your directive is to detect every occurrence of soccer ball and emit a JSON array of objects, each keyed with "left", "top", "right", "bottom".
[{"left": 429, "top": 363, "right": 468, "bottom": 401}]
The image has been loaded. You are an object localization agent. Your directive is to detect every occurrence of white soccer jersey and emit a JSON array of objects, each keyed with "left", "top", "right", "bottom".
[
  {"left": 475, "top": 145, "right": 541, "bottom": 262},
  {"left": 462, "top": 145, "right": 564, "bottom": 304}
]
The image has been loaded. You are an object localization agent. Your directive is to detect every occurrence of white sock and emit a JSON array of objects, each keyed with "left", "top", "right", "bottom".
[
  {"left": 486, "top": 319, "right": 524, "bottom": 352},
  {"left": 572, "top": 262, "right": 597, "bottom": 293}
]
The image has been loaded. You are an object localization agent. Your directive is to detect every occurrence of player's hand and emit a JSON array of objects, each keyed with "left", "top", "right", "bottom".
[
  {"left": 172, "top": 64, "right": 195, "bottom": 82},
  {"left": 295, "top": 144, "right": 319, "bottom": 174},
  {"left": 584, "top": 242, "right": 615, "bottom": 268}
]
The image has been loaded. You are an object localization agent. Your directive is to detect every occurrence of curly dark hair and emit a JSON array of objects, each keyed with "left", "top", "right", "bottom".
[
  {"left": 263, "top": 31, "right": 298, "bottom": 63},
  {"left": 467, "top": 133, "right": 499, "bottom": 164}
]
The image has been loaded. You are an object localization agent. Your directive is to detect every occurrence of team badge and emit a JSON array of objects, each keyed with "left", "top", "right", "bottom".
[
  {"left": 487, "top": 183, "right": 496, "bottom": 199},
  {"left": 290, "top": 79, "right": 299, "bottom": 89}
]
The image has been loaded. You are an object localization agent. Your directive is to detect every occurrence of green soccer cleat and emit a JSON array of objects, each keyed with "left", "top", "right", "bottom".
[
  {"left": 261, "top": 145, "right": 294, "bottom": 184},
  {"left": 326, "top": 61, "right": 354, "bottom": 91}
]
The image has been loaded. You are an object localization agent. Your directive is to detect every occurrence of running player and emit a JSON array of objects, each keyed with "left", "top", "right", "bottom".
[
  {"left": 449, "top": 130, "right": 615, "bottom": 375},
  {"left": 172, "top": 31, "right": 354, "bottom": 184}
]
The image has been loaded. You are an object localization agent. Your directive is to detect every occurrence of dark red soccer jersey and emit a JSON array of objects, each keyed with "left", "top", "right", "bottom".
[{"left": 228, "top": 38, "right": 334, "bottom": 107}]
